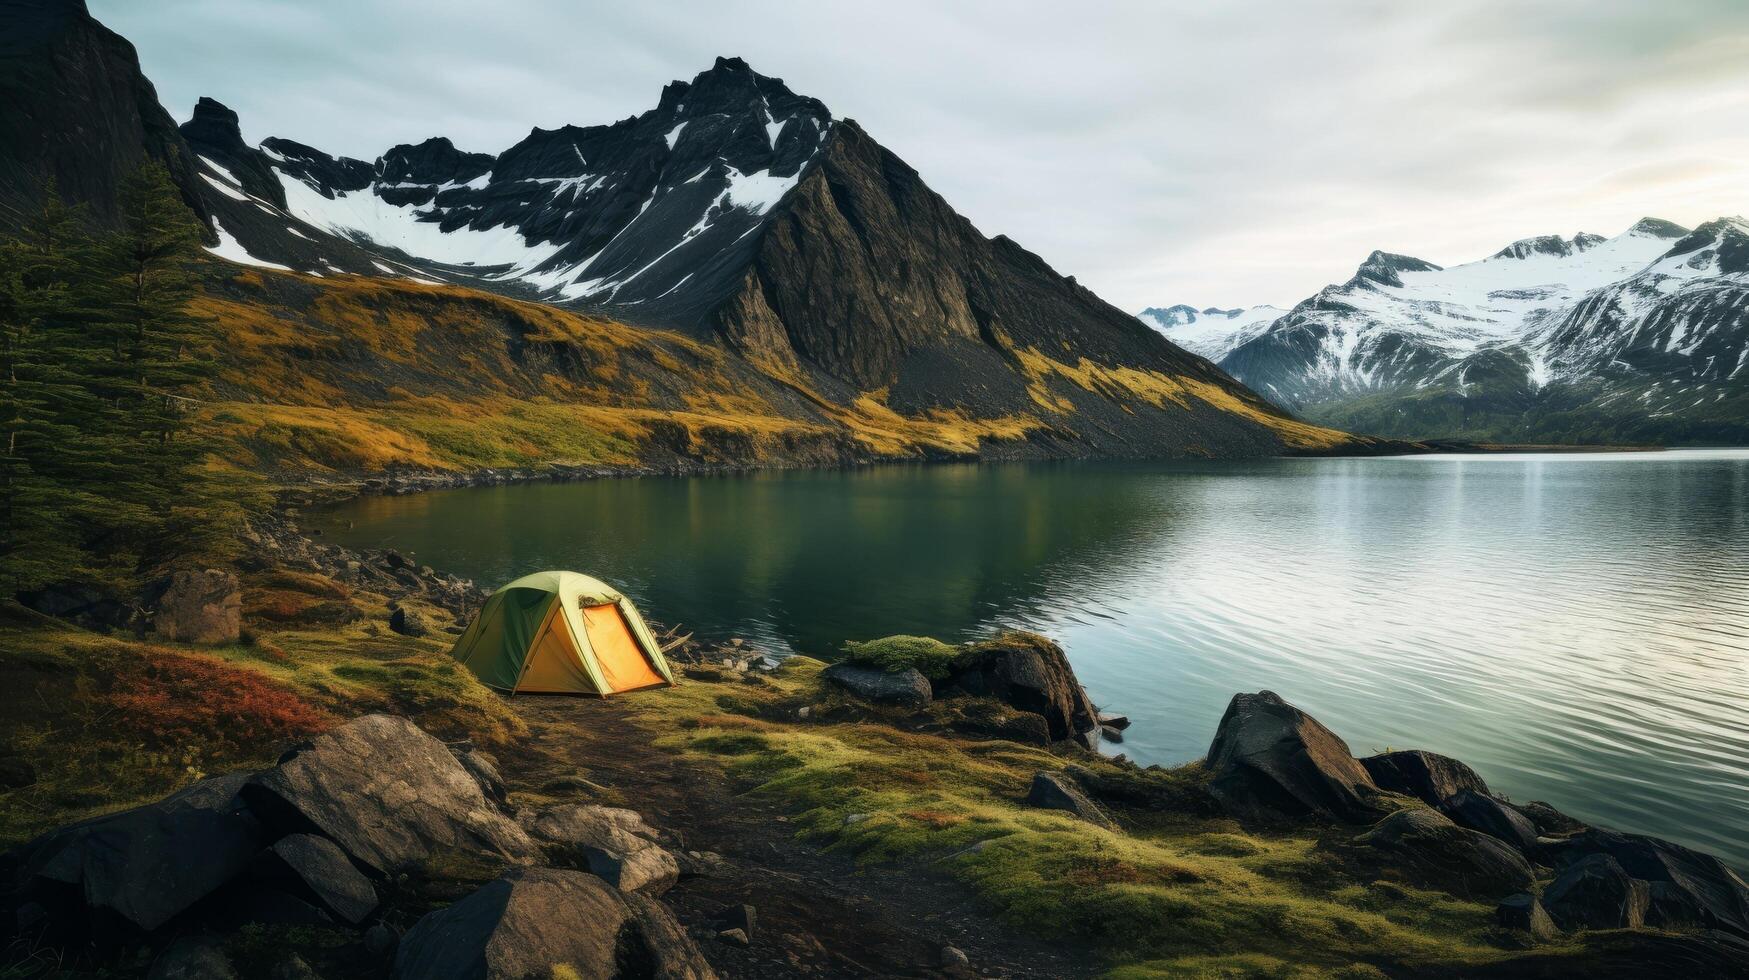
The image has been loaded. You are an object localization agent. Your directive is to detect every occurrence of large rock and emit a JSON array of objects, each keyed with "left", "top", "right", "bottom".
[
  {"left": 1544, "top": 854, "right": 1650, "bottom": 931},
  {"left": 154, "top": 569, "right": 242, "bottom": 645},
  {"left": 449, "top": 745, "right": 510, "bottom": 813},
  {"left": 1549, "top": 829, "right": 1749, "bottom": 936},
  {"left": 1360, "top": 750, "right": 1488, "bottom": 806},
  {"left": 254, "top": 833, "right": 378, "bottom": 924},
  {"left": 821, "top": 662, "right": 932, "bottom": 709},
  {"left": 522, "top": 804, "right": 679, "bottom": 895},
  {"left": 1439, "top": 791, "right": 1539, "bottom": 853},
  {"left": 1349, "top": 807, "right": 1535, "bottom": 900},
  {"left": 1518, "top": 800, "right": 1588, "bottom": 838},
  {"left": 937, "top": 632, "right": 1098, "bottom": 744},
  {"left": 7, "top": 773, "right": 262, "bottom": 938},
  {"left": 1023, "top": 772, "right": 1116, "bottom": 830},
  {"left": 1496, "top": 892, "right": 1558, "bottom": 942},
  {"left": 1204, "top": 691, "right": 1382, "bottom": 823},
  {"left": 243, "top": 714, "right": 536, "bottom": 874},
  {"left": 392, "top": 867, "right": 715, "bottom": 979}
]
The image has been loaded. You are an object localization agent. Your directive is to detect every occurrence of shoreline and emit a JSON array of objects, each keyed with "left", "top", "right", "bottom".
[{"left": 276, "top": 437, "right": 1705, "bottom": 510}]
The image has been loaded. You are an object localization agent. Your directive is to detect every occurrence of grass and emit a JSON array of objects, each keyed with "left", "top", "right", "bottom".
[
  {"left": 0, "top": 567, "right": 523, "bottom": 849},
  {"left": 604, "top": 656, "right": 1534, "bottom": 977},
  {"left": 189, "top": 267, "right": 1384, "bottom": 479}
]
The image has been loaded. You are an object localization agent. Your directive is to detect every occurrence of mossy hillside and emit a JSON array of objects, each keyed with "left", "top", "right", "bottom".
[
  {"left": 189, "top": 267, "right": 1390, "bottom": 479},
  {"left": 616, "top": 658, "right": 1535, "bottom": 977},
  {"left": 0, "top": 572, "right": 522, "bottom": 850}
]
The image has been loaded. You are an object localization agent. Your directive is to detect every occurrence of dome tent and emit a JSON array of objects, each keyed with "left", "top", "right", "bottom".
[{"left": 449, "top": 571, "right": 674, "bottom": 695}]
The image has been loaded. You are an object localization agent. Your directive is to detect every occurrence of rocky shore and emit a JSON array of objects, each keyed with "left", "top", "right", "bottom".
[{"left": 6, "top": 508, "right": 1749, "bottom": 977}]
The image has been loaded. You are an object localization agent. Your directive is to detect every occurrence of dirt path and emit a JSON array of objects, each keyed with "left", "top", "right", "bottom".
[{"left": 502, "top": 695, "right": 1097, "bottom": 980}]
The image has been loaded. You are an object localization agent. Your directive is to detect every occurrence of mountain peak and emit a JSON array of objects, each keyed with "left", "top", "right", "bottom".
[
  {"left": 1355, "top": 250, "right": 1441, "bottom": 287},
  {"left": 1627, "top": 217, "right": 1689, "bottom": 239},
  {"left": 180, "top": 96, "right": 246, "bottom": 150}
]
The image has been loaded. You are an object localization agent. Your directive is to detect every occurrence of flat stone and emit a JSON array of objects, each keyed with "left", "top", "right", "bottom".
[{"left": 821, "top": 662, "right": 932, "bottom": 709}]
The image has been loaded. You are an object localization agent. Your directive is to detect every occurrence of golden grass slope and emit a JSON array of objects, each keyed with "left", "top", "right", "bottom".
[{"left": 195, "top": 266, "right": 1379, "bottom": 475}]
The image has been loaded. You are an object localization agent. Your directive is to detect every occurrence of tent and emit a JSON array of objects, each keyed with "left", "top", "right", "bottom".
[{"left": 448, "top": 571, "right": 675, "bottom": 695}]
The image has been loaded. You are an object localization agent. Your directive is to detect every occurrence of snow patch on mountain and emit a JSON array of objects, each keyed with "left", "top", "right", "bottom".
[{"left": 1137, "top": 304, "right": 1285, "bottom": 360}]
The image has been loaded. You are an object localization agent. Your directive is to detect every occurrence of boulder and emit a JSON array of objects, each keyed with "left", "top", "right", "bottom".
[
  {"left": 522, "top": 804, "right": 679, "bottom": 895},
  {"left": 1099, "top": 725, "right": 1125, "bottom": 744},
  {"left": 363, "top": 923, "right": 399, "bottom": 958},
  {"left": 821, "top": 662, "right": 932, "bottom": 709},
  {"left": 1440, "top": 791, "right": 1539, "bottom": 852},
  {"left": 1544, "top": 854, "right": 1650, "bottom": 931},
  {"left": 1097, "top": 712, "right": 1131, "bottom": 731},
  {"left": 1496, "top": 892, "right": 1558, "bottom": 942},
  {"left": 8, "top": 773, "right": 262, "bottom": 938},
  {"left": 1349, "top": 807, "right": 1535, "bottom": 900},
  {"left": 392, "top": 867, "right": 715, "bottom": 980},
  {"left": 388, "top": 606, "right": 429, "bottom": 638},
  {"left": 1548, "top": 829, "right": 1749, "bottom": 936},
  {"left": 1204, "top": 691, "right": 1382, "bottom": 823},
  {"left": 148, "top": 934, "right": 237, "bottom": 980},
  {"left": 154, "top": 569, "right": 242, "bottom": 645},
  {"left": 937, "top": 632, "right": 1098, "bottom": 743},
  {"left": 1024, "top": 772, "right": 1117, "bottom": 830},
  {"left": 243, "top": 714, "right": 537, "bottom": 875},
  {"left": 255, "top": 833, "right": 378, "bottom": 924},
  {"left": 1360, "top": 750, "right": 1489, "bottom": 806},
  {"left": 1518, "top": 800, "right": 1588, "bottom": 837},
  {"left": 716, "top": 902, "right": 756, "bottom": 940}
]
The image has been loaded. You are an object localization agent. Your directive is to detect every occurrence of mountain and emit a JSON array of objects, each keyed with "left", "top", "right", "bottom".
[
  {"left": 1137, "top": 305, "right": 1286, "bottom": 361},
  {"left": 0, "top": 0, "right": 207, "bottom": 228},
  {"left": 1218, "top": 218, "right": 1749, "bottom": 443},
  {"left": 0, "top": 0, "right": 1388, "bottom": 469}
]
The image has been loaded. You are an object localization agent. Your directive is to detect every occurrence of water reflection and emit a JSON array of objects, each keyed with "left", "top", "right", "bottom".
[{"left": 322, "top": 450, "right": 1749, "bottom": 869}]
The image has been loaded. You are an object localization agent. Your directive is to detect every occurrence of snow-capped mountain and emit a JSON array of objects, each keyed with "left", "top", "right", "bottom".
[
  {"left": 1217, "top": 217, "right": 1749, "bottom": 442},
  {"left": 180, "top": 57, "right": 833, "bottom": 328},
  {"left": 1136, "top": 304, "right": 1285, "bottom": 361},
  {"left": 1, "top": 2, "right": 1347, "bottom": 462}
]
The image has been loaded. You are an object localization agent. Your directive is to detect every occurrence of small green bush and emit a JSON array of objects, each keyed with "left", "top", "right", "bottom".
[{"left": 842, "top": 635, "right": 962, "bottom": 680}]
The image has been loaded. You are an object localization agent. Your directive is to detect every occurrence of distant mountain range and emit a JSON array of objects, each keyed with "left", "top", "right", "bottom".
[
  {"left": 1142, "top": 218, "right": 1749, "bottom": 443},
  {"left": 1138, "top": 305, "right": 1288, "bottom": 362},
  {"left": 0, "top": 0, "right": 1377, "bottom": 470}
]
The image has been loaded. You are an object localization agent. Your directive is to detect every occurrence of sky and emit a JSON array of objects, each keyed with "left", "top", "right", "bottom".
[{"left": 93, "top": 0, "right": 1749, "bottom": 311}]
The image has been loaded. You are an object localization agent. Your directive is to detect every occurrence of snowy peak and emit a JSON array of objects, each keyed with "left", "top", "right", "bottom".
[
  {"left": 377, "top": 137, "right": 492, "bottom": 188},
  {"left": 1353, "top": 250, "right": 1441, "bottom": 287},
  {"left": 1490, "top": 233, "right": 1604, "bottom": 261},
  {"left": 181, "top": 57, "right": 836, "bottom": 319},
  {"left": 1138, "top": 304, "right": 1286, "bottom": 361}
]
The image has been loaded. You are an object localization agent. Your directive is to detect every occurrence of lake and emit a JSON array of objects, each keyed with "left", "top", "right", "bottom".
[{"left": 318, "top": 450, "right": 1749, "bottom": 868}]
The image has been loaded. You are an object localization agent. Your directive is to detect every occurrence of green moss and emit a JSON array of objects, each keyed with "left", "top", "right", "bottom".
[
  {"left": 614, "top": 657, "right": 1507, "bottom": 975},
  {"left": 842, "top": 634, "right": 963, "bottom": 680}
]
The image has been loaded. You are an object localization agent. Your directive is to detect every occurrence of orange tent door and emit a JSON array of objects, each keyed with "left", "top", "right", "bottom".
[
  {"left": 517, "top": 602, "right": 599, "bottom": 694},
  {"left": 581, "top": 603, "right": 666, "bottom": 693}
]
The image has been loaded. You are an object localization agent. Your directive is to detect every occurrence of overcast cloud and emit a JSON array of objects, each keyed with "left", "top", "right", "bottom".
[{"left": 92, "top": 0, "right": 1749, "bottom": 311}]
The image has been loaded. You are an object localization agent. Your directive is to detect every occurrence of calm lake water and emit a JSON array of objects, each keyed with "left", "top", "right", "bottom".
[{"left": 319, "top": 450, "right": 1749, "bottom": 868}]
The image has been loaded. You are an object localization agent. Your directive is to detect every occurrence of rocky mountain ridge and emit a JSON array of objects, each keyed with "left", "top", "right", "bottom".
[{"left": 1157, "top": 218, "right": 1749, "bottom": 442}]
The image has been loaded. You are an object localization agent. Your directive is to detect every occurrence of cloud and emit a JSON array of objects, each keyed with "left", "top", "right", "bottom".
[{"left": 93, "top": 0, "right": 1749, "bottom": 311}]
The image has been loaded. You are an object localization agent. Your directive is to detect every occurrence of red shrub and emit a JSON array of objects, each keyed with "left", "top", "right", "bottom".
[{"left": 101, "top": 651, "right": 332, "bottom": 749}]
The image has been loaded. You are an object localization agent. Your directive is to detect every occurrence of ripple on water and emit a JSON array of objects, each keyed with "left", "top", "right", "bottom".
[{"left": 319, "top": 450, "right": 1749, "bottom": 870}]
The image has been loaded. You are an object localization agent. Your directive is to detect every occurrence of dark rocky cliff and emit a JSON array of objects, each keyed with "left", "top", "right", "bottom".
[{"left": 0, "top": 0, "right": 208, "bottom": 230}]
